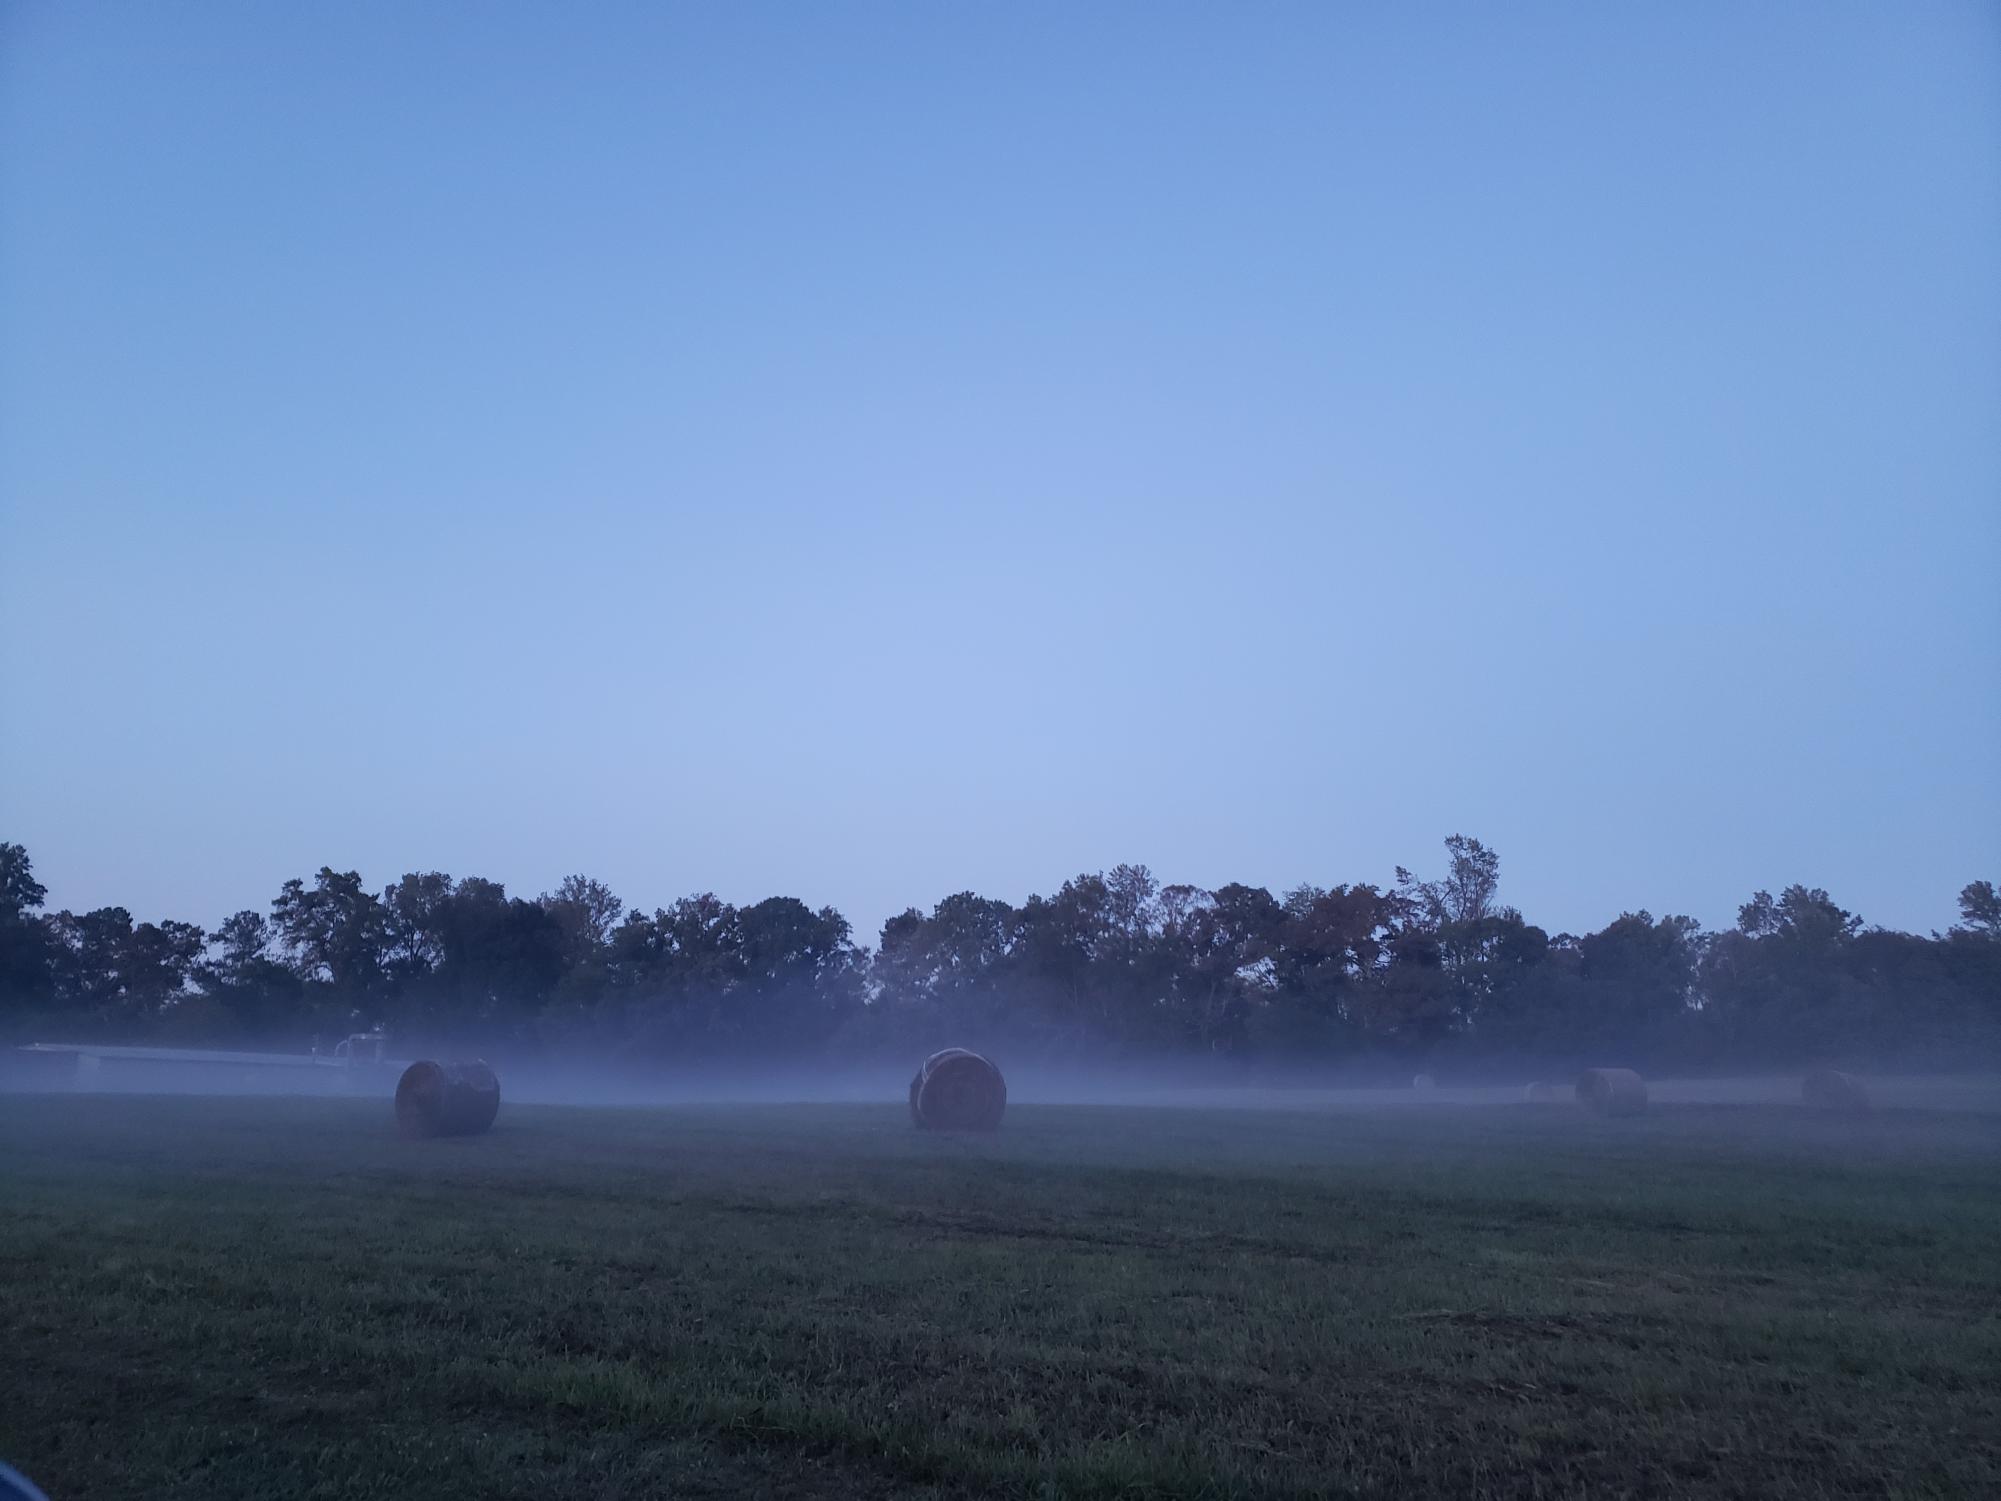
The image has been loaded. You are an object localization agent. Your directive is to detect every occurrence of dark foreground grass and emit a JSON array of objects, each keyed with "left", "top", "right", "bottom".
[{"left": 2, "top": 1093, "right": 1998, "bottom": 1500}]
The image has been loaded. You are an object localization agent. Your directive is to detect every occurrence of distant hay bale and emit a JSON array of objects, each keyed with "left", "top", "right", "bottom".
[
  {"left": 1802, "top": 1069, "right": 1870, "bottom": 1112},
  {"left": 1411, "top": 1073, "right": 1437, "bottom": 1091},
  {"left": 395, "top": 1060, "right": 500, "bottom": 1137},
  {"left": 1575, "top": 1067, "right": 1647, "bottom": 1117},
  {"left": 908, "top": 1048, "right": 1006, "bottom": 1131},
  {"left": 1523, "top": 1081, "right": 1563, "bottom": 1104}
]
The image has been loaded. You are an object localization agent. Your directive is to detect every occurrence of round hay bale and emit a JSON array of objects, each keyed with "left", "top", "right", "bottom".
[
  {"left": 909, "top": 1048, "right": 1006, "bottom": 1131},
  {"left": 1575, "top": 1067, "right": 1647, "bottom": 1117},
  {"left": 1523, "top": 1081, "right": 1563, "bottom": 1104},
  {"left": 1411, "top": 1073, "right": 1437, "bottom": 1091},
  {"left": 395, "top": 1060, "right": 500, "bottom": 1138},
  {"left": 1802, "top": 1068, "right": 1870, "bottom": 1112}
]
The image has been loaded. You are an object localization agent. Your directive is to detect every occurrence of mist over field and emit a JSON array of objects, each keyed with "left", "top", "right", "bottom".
[
  {"left": 14, "top": 1046, "right": 2001, "bottom": 1118},
  {"left": 5, "top": 1, "right": 1999, "bottom": 1495},
  {"left": 4, "top": 1082, "right": 1998, "bottom": 1501},
  {"left": 6, "top": 835, "right": 1999, "bottom": 1500},
  {"left": 6, "top": 837, "right": 1999, "bottom": 1089}
]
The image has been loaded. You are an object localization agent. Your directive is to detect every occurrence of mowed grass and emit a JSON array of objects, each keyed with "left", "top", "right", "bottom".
[{"left": 2, "top": 1092, "right": 1999, "bottom": 1500}]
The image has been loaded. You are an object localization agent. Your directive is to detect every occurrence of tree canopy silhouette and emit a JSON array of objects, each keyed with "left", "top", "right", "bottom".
[{"left": 1, "top": 837, "right": 1994, "bottom": 1071}]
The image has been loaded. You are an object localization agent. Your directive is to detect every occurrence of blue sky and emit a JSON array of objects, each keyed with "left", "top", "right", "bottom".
[{"left": 2, "top": 2, "right": 1996, "bottom": 944}]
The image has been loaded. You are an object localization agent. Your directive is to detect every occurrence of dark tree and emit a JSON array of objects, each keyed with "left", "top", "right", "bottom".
[
  {"left": 43, "top": 907, "right": 204, "bottom": 1034},
  {"left": 1956, "top": 880, "right": 1999, "bottom": 941},
  {"left": 0, "top": 837, "right": 1991, "bottom": 1070},
  {"left": 392, "top": 876, "right": 569, "bottom": 1037},
  {"left": 1158, "top": 881, "right": 1283, "bottom": 1053},
  {"left": 381, "top": 872, "right": 454, "bottom": 980},
  {"left": 1397, "top": 834, "right": 1504, "bottom": 929},
  {"left": 198, "top": 910, "right": 306, "bottom": 1039},
  {"left": 540, "top": 875, "right": 625, "bottom": 965},
  {"left": 1703, "top": 886, "right": 1864, "bottom": 1061},
  {"left": 873, "top": 891, "right": 1017, "bottom": 1039},
  {"left": 271, "top": 869, "right": 389, "bottom": 996},
  {"left": 731, "top": 896, "right": 861, "bottom": 1050},
  {"left": 0, "top": 842, "right": 55, "bottom": 1023}
]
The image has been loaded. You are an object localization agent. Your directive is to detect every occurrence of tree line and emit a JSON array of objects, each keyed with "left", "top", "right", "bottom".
[{"left": 2, "top": 837, "right": 1996, "bottom": 1073}]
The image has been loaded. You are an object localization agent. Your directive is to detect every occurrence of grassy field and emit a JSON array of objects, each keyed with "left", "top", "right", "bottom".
[{"left": 2, "top": 1091, "right": 1998, "bottom": 1500}]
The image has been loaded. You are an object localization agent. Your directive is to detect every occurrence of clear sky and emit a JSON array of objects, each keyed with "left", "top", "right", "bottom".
[{"left": 2, "top": 2, "right": 1996, "bottom": 945}]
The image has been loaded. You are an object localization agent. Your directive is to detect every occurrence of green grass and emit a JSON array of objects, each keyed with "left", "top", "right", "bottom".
[{"left": 2, "top": 1093, "right": 1998, "bottom": 1499}]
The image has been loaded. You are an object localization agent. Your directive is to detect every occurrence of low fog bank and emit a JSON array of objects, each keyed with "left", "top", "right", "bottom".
[
  {"left": 6, "top": 1043, "right": 2001, "bottom": 1117},
  {"left": 489, "top": 1062, "right": 2001, "bottom": 1115}
]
